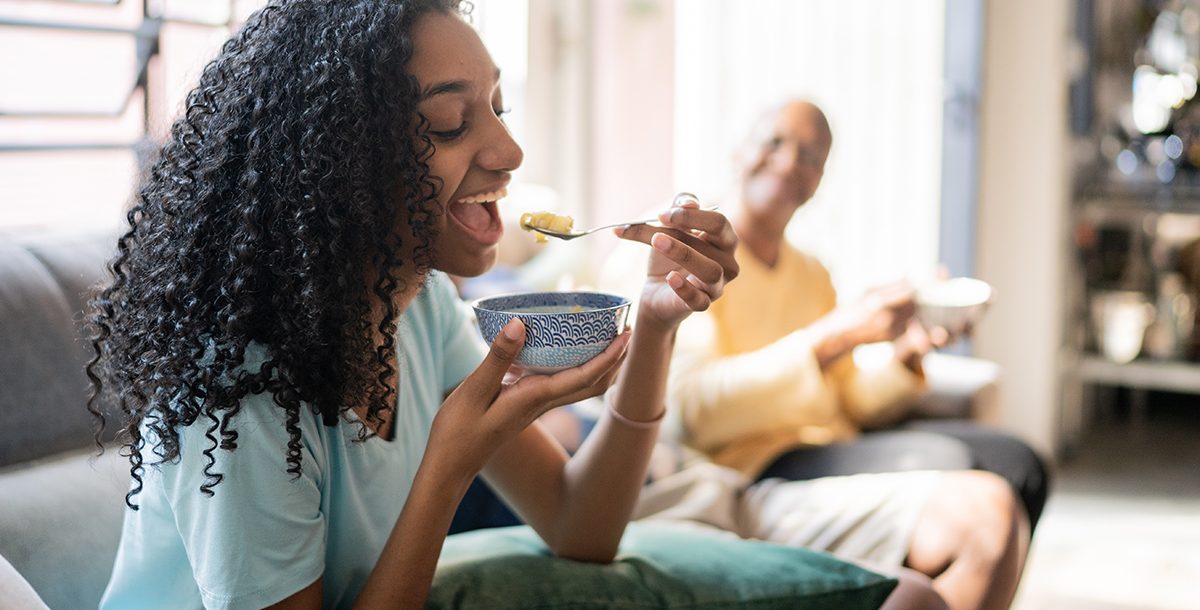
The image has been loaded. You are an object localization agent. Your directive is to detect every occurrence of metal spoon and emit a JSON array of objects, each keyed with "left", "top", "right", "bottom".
[{"left": 527, "top": 192, "right": 714, "bottom": 241}]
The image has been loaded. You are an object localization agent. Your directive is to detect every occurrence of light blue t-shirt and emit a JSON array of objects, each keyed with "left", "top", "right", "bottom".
[{"left": 100, "top": 273, "right": 487, "bottom": 610}]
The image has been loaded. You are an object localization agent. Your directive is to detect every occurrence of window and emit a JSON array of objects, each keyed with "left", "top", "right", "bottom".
[
  {"left": 674, "top": 0, "right": 947, "bottom": 299},
  {"left": 0, "top": 0, "right": 262, "bottom": 231}
]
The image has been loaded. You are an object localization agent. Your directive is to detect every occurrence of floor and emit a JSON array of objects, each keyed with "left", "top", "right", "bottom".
[{"left": 1011, "top": 397, "right": 1200, "bottom": 610}]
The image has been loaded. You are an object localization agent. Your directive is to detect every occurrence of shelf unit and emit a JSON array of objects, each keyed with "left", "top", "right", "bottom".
[
  {"left": 1057, "top": 0, "right": 1200, "bottom": 456},
  {"left": 1059, "top": 177, "right": 1200, "bottom": 454},
  {"left": 1076, "top": 356, "right": 1200, "bottom": 393}
]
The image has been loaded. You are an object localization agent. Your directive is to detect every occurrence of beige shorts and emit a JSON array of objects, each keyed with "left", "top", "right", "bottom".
[{"left": 632, "top": 462, "right": 941, "bottom": 567}]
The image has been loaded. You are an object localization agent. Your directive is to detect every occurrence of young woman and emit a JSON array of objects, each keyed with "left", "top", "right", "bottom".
[{"left": 89, "top": 1, "right": 738, "bottom": 607}]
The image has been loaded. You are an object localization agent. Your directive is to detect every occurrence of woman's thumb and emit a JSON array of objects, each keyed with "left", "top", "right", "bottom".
[{"left": 463, "top": 317, "right": 526, "bottom": 395}]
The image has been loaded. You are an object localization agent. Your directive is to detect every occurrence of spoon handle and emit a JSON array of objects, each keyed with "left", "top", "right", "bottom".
[
  {"left": 615, "top": 203, "right": 719, "bottom": 230},
  {"left": 529, "top": 202, "right": 718, "bottom": 240}
]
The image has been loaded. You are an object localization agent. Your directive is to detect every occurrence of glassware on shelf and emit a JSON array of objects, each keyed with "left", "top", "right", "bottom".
[
  {"left": 1144, "top": 273, "right": 1196, "bottom": 358},
  {"left": 1091, "top": 290, "right": 1156, "bottom": 363}
]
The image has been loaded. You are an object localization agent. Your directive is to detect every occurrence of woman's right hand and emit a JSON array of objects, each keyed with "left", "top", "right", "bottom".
[{"left": 425, "top": 318, "right": 631, "bottom": 485}]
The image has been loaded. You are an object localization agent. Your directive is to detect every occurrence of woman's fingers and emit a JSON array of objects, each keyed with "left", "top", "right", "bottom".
[
  {"left": 651, "top": 232, "right": 726, "bottom": 285},
  {"left": 537, "top": 338, "right": 630, "bottom": 411},
  {"left": 656, "top": 206, "right": 738, "bottom": 250},
  {"left": 456, "top": 318, "right": 526, "bottom": 403},
  {"left": 620, "top": 209, "right": 739, "bottom": 280},
  {"left": 617, "top": 222, "right": 726, "bottom": 259},
  {"left": 666, "top": 270, "right": 715, "bottom": 311},
  {"left": 539, "top": 329, "right": 631, "bottom": 400},
  {"left": 620, "top": 225, "right": 736, "bottom": 282},
  {"left": 495, "top": 329, "right": 631, "bottom": 420}
]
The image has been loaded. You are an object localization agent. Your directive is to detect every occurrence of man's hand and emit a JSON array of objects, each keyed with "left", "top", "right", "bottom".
[
  {"left": 892, "top": 318, "right": 949, "bottom": 373},
  {"left": 809, "top": 281, "right": 918, "bottom": 369},
  {"left": 842, "top": 282, "right": 918, "bottom": 345}
]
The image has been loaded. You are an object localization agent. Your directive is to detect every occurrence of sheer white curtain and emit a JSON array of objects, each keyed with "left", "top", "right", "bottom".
[{"left": 674, "top": 0, "right": 945, "bottom": 299}]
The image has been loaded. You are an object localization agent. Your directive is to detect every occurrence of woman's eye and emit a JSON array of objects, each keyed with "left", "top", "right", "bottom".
[
  {"left": 431, "top": 124, "right": 468, "bottom": 141},
  {"left": 495, "top": 106, "right": 511, "bottom": 119}
]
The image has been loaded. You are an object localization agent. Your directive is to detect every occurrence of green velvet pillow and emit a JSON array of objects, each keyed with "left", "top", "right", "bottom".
[{"left": 430, "top": 522, "right": 896, "bottom": 609}]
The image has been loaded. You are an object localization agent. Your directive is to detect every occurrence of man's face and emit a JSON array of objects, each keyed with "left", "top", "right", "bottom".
[{"left": 739, "top": 102, "right": 831, "bottom": 222}]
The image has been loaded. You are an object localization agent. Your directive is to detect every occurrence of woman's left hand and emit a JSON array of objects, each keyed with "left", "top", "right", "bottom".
[{"left": 614, "top": 197, "right": 739, "bottom": 331}]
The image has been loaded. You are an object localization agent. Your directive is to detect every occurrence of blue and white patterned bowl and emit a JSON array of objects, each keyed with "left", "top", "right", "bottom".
[{"left": 472, "top": 291, "right": 631, "bottom": 374}]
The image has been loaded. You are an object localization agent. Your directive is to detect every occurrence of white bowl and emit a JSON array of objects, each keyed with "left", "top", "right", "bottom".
[{"left": 915, "top": 277, "right": 993, "bottom": 332}]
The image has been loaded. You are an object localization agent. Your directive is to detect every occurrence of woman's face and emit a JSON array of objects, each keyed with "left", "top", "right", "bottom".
[{"left": 407, "top": 11, "right": 523, "bottom": 278}]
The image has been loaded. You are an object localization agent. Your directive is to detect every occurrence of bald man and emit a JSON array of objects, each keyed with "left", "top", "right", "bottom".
[
  {"left": 671, "top": 100, "right": 938, "bottom": 474},
  {"left": 638, "top": 100, "right": 1035, "bottom": 610}
]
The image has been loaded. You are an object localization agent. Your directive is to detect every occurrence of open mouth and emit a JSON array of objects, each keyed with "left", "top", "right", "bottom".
[{"left": 448, "top": 187, "right": 507, "bottom": 245}]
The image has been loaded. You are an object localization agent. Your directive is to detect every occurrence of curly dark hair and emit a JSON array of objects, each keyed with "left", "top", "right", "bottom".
[{"left": 86, "top": 0, "right": 465, "bottom": 508}]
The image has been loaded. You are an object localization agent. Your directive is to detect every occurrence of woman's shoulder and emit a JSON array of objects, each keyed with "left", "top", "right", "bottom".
[{"left": 155, "top": 343, "right": 327, "bottom": 454}]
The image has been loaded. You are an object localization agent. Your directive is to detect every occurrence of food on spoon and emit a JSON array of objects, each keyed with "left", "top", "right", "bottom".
[{"left": 519, "top": 211, "right": 574, "bottom": 243}]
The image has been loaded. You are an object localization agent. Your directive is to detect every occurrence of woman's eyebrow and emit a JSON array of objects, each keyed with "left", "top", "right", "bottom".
[
  {"left": 420, "top": 68, "right": 502, "bottom": 101},
  {"left": 421, "top": 80, "right": 469, "bottom": 100}
]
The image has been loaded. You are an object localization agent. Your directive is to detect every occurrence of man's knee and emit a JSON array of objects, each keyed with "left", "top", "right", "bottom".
[
  {"left": 882, "top": 568, "right": 950, "bottom": 610},
  {"left": 952, "top": 471, "right": 1026, "bottom": 561}
]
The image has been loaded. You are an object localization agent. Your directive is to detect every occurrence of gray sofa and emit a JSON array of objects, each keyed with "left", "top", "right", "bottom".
[{"left": 0, "top": 229, "right": 128, "bottom": 610}]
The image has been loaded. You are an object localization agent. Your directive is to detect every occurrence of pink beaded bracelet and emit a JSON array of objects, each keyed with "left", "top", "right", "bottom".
[{"left": 606, "top": 404, "right": 665, "bottom": 429}]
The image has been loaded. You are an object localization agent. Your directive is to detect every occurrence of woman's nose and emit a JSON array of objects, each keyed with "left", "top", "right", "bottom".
[{"left": 478, "top": 119, "right": 524, "bottom": 172}]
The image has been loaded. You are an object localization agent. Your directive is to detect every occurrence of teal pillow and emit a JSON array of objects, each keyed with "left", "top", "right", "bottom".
[{"left": 430, "top": 522, "right": 896, "bottom": 609}]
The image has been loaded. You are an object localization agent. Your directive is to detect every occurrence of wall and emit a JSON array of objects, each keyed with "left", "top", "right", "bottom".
[
  {"left": 673, "top": 0, "right": 946, "bottom": 301},
  {"left": 975, "top": 0, "right": 1072, "bottom": 457},
  {"left": 589, "top": 0, "right": 675, "bottom": 232}
]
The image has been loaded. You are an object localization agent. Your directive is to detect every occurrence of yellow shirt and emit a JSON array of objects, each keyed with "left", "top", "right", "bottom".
[{"left": 662, "top": 242, "right": 926, "bottom": 477}]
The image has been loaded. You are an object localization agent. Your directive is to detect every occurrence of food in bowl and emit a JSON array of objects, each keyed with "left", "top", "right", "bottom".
[
  {"left": 915, "top": 277, "right": 993, "bottom": 333},
  {"left": 519, "top": 211, "right": 574, "bottom": 243},
  {"left": 472, "top": 291, "right": 630, "bottom": 373}
]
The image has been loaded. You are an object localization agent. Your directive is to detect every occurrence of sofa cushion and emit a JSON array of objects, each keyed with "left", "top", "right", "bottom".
[
  {"left": 0, "top": 241, "right": 98, "bottom": 467},
  {"left": 431, "top": 522, "right": 897, "bottom": 609},
  {"left": 0, "top": 448, "right": 130, "bottom": 610},
  {"left": 20, "top": 230, "right": 116, "bottom": 338}
]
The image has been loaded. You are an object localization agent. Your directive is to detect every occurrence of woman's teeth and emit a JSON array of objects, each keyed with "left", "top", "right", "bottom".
[{"left": 456, "top": 187, "right": 508, "bottom": 204}]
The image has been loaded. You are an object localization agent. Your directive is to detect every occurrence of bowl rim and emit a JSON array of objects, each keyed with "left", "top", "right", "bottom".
[
  {"left": 915, "top": 277, "right": 993, "bottom": 308},
  {"left": 471, "top": 290, "right": 631, "bottom": 315}
]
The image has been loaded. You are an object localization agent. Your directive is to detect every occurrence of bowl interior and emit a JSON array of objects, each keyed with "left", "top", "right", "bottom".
[
  {"left": 474, "top": 291, "right": 629, "bottom": 317},
  {"left": 916, "top": 277, "right": 993, "bottom": 309},
  {"left": 915, "top": 277, "right": 993, "bottom": 331}
]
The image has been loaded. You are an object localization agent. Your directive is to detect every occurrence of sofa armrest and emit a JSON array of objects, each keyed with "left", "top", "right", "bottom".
[
  {"left": 0, "top": 448, "right": 130, "bottom": 610},
  {"left": 0, "top": 553, "right": 49, "bottom": 610}
]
